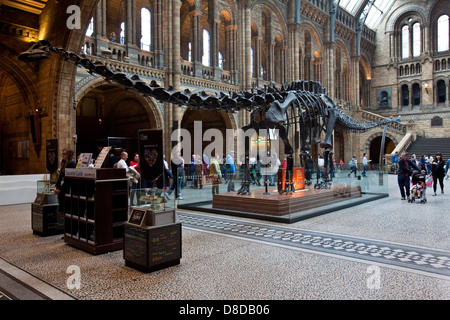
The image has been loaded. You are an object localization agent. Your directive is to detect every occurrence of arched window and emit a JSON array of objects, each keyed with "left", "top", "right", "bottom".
[
  {"left": 401, "top": 84, "right": 409, "bottom": 106},
  {"left": 412, "top": 83, "right": 420, "bottom": 106},
  {"left": 437, "top": 15, "right": 449, "bottom": 52},
  {"left": 412, "top": 22, "right": 421, "bottom": 57},
  {"left": 399, "top": 66, "right": 404, "bottom": 76},
  {"left": 218, "top": 52, "right": 224, "bottom": 69},
  {"left": 141, "top": 8, "right": 151, "bottom": 51},
  {"left": 437, "top": 80, "right": 446, "bottom": 103},
  {"left": 120, "top": 22, "right": 125, "bottom": 45},
  {"left": 202, "top": 29, "right": 210, "bottom": 66},
  {"left": 402, "top": 25, "right": 410, "bottom": 59},
  {"left": 435, "top": 60, "right": 441, "bottom": 71},
  {"left": 86, "top": 17, "right": 94, "bottom": 37},
  {"left": 250, "top": 47, "right": 254, "bottom": 77},
  {"left": 188, "top": 42, "right": 192, "bottom": 62}
]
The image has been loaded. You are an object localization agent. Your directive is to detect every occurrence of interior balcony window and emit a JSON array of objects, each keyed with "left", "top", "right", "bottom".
[
  {"left": 402, "top": 25, "right": 409, "bottom": 59},
  {"left": 202, "top": 29, "right": 211, "bottom": 66},
  {"left": 141, "top": 8, "right": 151, "bottom": 51},
  {"left": 437, "top": 15, "right": 449, "bottom": 52},
  {"left": 412, "top": 22, "right": 421, "bottom": 57}
]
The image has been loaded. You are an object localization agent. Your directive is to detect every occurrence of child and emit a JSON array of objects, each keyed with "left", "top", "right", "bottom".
[{"left": 410, "top": 179, "right": 424, "bottom": 199}]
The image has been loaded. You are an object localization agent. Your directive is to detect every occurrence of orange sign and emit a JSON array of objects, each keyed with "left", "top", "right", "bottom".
[{"left": 277, "top": 167, "right": 305, "bottom": 192}]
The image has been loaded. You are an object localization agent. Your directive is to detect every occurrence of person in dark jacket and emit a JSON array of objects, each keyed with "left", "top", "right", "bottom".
[
  {"left": 397, "top": 152, "right": 419, "bottom": 200},
  {"left": 54, "top": 149, "right": 76, "bottom": 212},
  {"left": 431, "top": 152, "right": 445, "bottom": 196}
]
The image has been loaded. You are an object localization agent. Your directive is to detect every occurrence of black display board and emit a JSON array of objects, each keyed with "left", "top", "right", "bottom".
[
  {"left": 124, "top": 222, "right": 182, "bottom": 273},
  {"left": 149, "top": 223, "right": 181, "bottom": 266},
  {"left": 138, "top": 129, "right": 164, "bottom": 181},
  {"left": 46, "top": 139, "right": 58, "bottom": 174}
]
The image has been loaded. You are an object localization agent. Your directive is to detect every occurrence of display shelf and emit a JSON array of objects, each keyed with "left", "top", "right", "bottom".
[{"left": 63, "top": 168, "right": 129, "bottom": 255}]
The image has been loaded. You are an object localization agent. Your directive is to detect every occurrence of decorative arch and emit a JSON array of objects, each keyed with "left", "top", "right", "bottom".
[
  {"left": 302, "top": 23, "right": 323, "bottom": 58},
  {"left": 251, "top": 0, "right": 288, "bottom": 39},
  {"left": 385, "top": 3, "right": 430, "bottom": 32},
  {"left": 0, "top": 44, "right": 40, "bottom": 109},
  {"left": 364, "top": 132, "right": 399, "bottom": 154},
  {"left": 74, "top": 76, "right": 164, "bottom": 130}
]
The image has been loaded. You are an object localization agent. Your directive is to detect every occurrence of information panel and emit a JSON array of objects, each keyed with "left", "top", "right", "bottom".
[{"left": 148, "top": 223, "right": 182, "bottom": 267}]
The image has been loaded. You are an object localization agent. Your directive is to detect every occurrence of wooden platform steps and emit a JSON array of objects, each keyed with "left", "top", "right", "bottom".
[{"left": 212, "top": 185, "right": 362, "bottom": 216}]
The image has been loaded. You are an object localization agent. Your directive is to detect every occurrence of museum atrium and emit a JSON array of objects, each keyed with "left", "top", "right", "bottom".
[{"left": 0, "top": 0, "right": 448, "bottom": 305}]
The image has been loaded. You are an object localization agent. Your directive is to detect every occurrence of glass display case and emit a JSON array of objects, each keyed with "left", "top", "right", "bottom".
[
  {"left": 32, "top": 180, "right": 61, "bottom": 236},
  {"left": 35, "top": 180, "right": 58, "bottom": 205},
  {"left": 130, "top": 187, "right": 172, "bottom": 211},
  {"left": 175, "top": 161, "right": 390, "bottom": 223}
]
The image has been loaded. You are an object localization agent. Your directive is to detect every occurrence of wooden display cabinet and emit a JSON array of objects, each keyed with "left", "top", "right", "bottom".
[{"left": 63, "top": 168, "right": 129, "bottom": 255}]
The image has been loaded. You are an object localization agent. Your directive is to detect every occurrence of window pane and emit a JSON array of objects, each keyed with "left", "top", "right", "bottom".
[
  {"left": 86, "top": 17, "right": 94, "bottom": 37},
  {"left": 437, "top": 15, "right": 449, "bottom": 52},
  {"left": 202, "top": 29, "right": 210, "bottom": 66},
  {"left": 402, "top": 25, "right": 410, "bottom": 59},
  {"left": 120, "top": 22, "right": 125, "bottom": 45},
  {"left": 141, "top": 8, "right": 151, "bottom": 51},
  {"left": 413, "top": 23, "right": 421, "bottom": 57}
]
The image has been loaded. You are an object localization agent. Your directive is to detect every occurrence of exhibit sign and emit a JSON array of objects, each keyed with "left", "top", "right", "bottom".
[
  {"left": 94, "top": 146, "right": 112, "bottom": 168},
  {"left": 77, "top": 153, "right": 93, "bottom": 168},
  {"left": 46, "top": 139, "right": 58, "bottom": 174},
  {"left": 139, "top": 129, "right": 164, "bottom": 181},
  {"left": 128, "top": 209, "right": 147, "bottom": 227}
]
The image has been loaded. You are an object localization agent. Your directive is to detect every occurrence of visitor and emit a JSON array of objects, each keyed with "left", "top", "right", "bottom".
[
  {"left": 445, "top": 158, "right": 450, "bottom": 175},
  {"left": 116, "top": 152, "right": 129, "bottom": 172},
  {"left": 54, "top": 149, "right": 76, "bottom": 213},
  {"left": 362, "top": 153, "right": 370, "bottom": 177},
  {"left": 226, "top": 151, "right": 236, "bottom": 192},
  {"left": 209, "top": 154, "right": 221, "bottom": 196},
  {"left": 431, "top": 152, "right": 445, "bottom": 196},
  {"left": 426, "top": 154, "right": 433, "bottom": 174},
  {"left": 348, "top": 155, "right": 357, "bottom": 178},
  {"left": 420, "top": 154, "right": 427, "bottom": 172},
  {"left": 129, "top": 153, "right": 141, "bottom": 204},
  {"left": 167, "top": 152, "right": 184, "bottom": 200},
  {"left": 109, "top": 32, "right": 118, "bottom": 43},
  {"left": 392, "top": 151, "right": 399, "bottom": 171},
  {"left": 397, "top": 152, "right": 419, "bottom": 200},
  {"left": 195, "top": 155, "right": 204, "bottom": 189},
  {"left": 270, "top": 153, "right": 281, "bottom": 186},
  {"left": 317, "top": 154, "right": 324, "bottom": 179}
]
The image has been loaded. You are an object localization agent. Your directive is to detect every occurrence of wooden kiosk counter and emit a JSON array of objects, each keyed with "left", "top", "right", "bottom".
[{"left": 63, "top": 168, "right": 129, "bottom": 255}]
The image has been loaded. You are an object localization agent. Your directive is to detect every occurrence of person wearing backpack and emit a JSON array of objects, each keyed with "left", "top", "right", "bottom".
[{"left": 348, "top": 156, "right": 357, "bottom": 178}]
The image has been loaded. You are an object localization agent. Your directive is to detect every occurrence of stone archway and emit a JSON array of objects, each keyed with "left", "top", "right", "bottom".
[
  {"left": 75, "top": 81, "right": 164, "bottom": 160},
  {"left": 365, "top": 133, "right": 398, "bottom": 164}
]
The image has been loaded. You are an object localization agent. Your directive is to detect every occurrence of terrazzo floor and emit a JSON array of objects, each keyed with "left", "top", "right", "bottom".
[{"left": 0, "top": 174, "right": 449, "bottom": 300}]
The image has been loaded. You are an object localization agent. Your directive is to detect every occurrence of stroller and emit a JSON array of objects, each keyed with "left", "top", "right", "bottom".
[{"left": 408, "top": 171, "right": 432, "bottom": 204}]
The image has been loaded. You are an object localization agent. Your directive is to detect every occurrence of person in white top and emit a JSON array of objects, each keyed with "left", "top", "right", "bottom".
[
  {"left": 270, "top": 153, "right": 281, "bottom": 186},
  {"left": 116, "top": 152, "right": 129, "bottom": 172},
  {"left": 362, "top": 153, "right": 371, "bottom": 177}
]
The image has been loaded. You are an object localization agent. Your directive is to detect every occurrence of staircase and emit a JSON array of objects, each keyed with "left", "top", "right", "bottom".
[{"left": 405, "top": 137, "right": 450, "bottom": 161}]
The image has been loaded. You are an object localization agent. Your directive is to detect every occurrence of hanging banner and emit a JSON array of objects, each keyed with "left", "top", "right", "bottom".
[
  {"left": 139, "top": 129, "right": 164, "bottom": 181},
  {"left": 46, "top": 139, "right": 58, "bottom": 174}
]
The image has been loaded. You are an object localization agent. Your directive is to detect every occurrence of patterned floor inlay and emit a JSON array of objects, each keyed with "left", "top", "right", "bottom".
[{"left": 178, "top": 212, "right": 450, "bottom": 278}]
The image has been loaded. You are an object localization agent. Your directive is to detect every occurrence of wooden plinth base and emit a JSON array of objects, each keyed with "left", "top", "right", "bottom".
[{"left": 212, "top": 185, "right": 362, "bottom": 216}]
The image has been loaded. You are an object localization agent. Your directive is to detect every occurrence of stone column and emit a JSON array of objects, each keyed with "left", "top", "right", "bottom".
[
  {"left": 408, "top": 86, "right": 413, "bottom": 111},
  {"left": 125, "top": 0, "right": 136, "bottom": 46},
  {"left": 152, "top": 0, "right": 163, "bottom": 68},
  {"left": 95, "top": 0, "right": 106, "bottom": 38},
  {"left": 324, "top": 41, "right": 336, "bottom": 99},
  {"left": 351, "top": 55, "right": 361, "bottom": 110}
]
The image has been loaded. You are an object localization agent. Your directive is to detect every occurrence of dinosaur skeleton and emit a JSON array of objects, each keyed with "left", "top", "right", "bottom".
[{"left": 19, "top": 40, "right": 395, "bottom": 195}]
